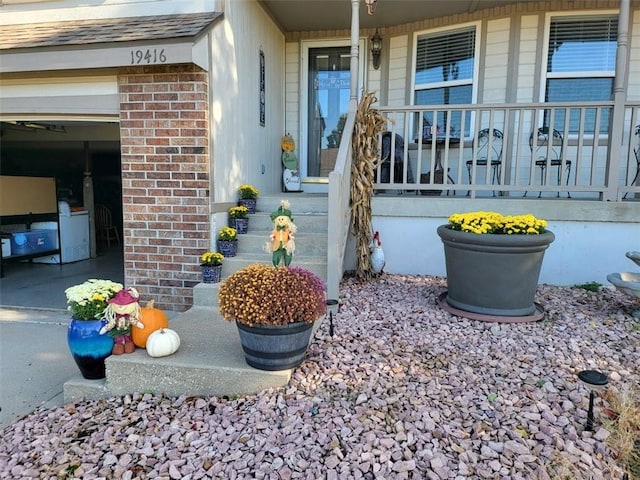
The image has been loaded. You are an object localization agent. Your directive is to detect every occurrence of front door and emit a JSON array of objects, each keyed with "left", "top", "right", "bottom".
[{"left": 306, "top": 46, "right": 351, "bottom": 179}]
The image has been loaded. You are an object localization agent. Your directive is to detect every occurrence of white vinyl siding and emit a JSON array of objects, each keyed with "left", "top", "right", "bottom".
[
  {"left": 285, "top": 41, "right": 301, "bottom": 146},
  {"left": 388, "top": 34, "right": 408, "bottom": 107},
  {"left": 0, "top": 75, "right": 119, "bottom": 116},
  {"left": 210, "top": 0, "right": 285, "bottom": 200},
  {"left": 517, "top": 15, "right": 540, "bottom": 103},
  {"left": 483, "top": 18, "right": 511, "bottom": 104}
]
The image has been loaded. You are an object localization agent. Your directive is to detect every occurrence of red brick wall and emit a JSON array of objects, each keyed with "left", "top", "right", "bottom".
[{"left": 119, "top": 64, "right": 209, "bottom": 312}]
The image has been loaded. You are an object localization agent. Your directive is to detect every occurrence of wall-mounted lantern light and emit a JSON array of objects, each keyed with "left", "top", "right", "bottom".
[{"left": 371, "top": 29, "right": 382, "bottom": 70}]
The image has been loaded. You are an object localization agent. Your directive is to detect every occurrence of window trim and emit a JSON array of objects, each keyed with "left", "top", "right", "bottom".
[
  {"left": 539, "top": 10, "right": 618, "bottom": 104},
  {"left": 539, "top": 10, "right": 619, "bottom": 137},
  {"left": 411, "top": 21, "right": 481, "bottom": 107}
]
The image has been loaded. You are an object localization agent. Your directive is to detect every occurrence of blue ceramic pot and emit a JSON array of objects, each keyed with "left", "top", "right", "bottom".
[
  {"left": 230, "top": 217, "right": 249, "bottom": 234},
  {"left": 67, "top": 318, "right": 114, "bottom": 379},
  {"left": 218, "top": 240, "right": 238, "bottom": 257},
  {"left": 201, "top": 264, "right": 222, "bottom": 283},
  {"left": 238, "top": 198, "right": 257, "bottom": 214}
]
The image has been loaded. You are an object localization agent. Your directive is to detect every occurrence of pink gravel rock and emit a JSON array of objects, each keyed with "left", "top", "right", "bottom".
[{"left": 0, "top": 276, "right": 637, "bottom": 479}]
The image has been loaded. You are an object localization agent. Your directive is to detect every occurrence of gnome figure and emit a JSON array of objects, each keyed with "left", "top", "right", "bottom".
[
  {"left": 265, "top": 200, "right": 297, "bottom": 267},
  {"left": 99, "top": 288, "right": 144, "bottom": 355}
]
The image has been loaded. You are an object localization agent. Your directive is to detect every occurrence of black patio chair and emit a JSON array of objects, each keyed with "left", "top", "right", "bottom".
[
  {"left": 527, "top": 127, "right": 572, "bottom": 198},
  {"left": 623, "top": 124, "right": 640, "bottom": 199},
  {"left": 376, "top": 132, "right": 414, "bottom": 192},
  {"left": 466, "top": 128, "right": 503, "bottom": 196}
]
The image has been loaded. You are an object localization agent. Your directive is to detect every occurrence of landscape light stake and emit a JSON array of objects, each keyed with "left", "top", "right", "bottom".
[
  {"left": 577, "top": 370, "right": 609, "bottom": 432},
  {"left": 326, "top": 299, "right": 339, "bottom": 337},
  {"left": 586, "top": 390, "right": 596, "bottom": 431}
]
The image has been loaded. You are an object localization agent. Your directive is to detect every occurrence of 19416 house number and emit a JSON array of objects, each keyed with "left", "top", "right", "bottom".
[{"left": 130, "top": 48, "right": 167, "bottom": 65}]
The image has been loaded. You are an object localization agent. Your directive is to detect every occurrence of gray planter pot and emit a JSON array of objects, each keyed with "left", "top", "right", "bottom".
[
  {"left": 437, "top": 225, "right": 555, "bottom": 317},
  {"left": 236, "top": 321, "right": 315, "bottom": 371}
]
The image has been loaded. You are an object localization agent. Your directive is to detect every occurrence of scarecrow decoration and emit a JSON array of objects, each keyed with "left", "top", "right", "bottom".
[
  {"left": 265, "top": 200, "right": 297, "bottom": 267},
  {"left": 281, "top": 133, "right": 301, "bottom": 192},
  {"left": 99, "top": 287, "right": 144, "bottom": 355}
]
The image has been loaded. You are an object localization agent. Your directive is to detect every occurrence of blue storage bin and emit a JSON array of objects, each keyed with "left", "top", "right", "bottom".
[{"left": 10, "top": 229, "right": 57, "bottom": 255}]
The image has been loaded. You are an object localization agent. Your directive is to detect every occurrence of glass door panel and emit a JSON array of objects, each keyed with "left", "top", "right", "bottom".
[{"left": 307, "top": 47, "right": 351, "bottom": 177}]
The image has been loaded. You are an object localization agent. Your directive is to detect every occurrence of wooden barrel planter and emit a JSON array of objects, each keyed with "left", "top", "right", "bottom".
[{"left": 235, "top": 321, "right": 315, "bottom": 371}]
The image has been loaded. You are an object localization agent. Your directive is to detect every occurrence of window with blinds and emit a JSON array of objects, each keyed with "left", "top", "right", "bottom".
[
  {"left": 413, "top": 25, "right": 477, "bottom": 137},
  {"left": 545, "top": 15, "right": 618, "bottom": 133}
]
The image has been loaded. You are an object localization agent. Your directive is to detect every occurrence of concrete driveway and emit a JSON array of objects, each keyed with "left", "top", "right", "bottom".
[
  {"left": 0, "top": 308, "right": 77, "bottom": 430},
  {"left": 0, "top": 246, "right": 125, "bottom": 429}
]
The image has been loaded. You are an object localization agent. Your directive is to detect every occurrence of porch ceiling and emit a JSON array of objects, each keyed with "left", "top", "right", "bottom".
[{"left": 259, "top": 0, "right": 518, "bottom": 31}]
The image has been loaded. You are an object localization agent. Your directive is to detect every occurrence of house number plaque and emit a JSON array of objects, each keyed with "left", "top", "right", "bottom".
[{"left": 130, "top": 48, "right": 167, "bottom": 65}]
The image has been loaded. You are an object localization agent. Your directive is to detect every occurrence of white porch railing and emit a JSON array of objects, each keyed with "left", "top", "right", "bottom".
[
  {"left": 326, "top": 102, "right": 357, "bottom": 301},
  {"left": 375, "top": 102, "right": 640, "bottom": 200},
  {"left": 326, "top": 100, "right": 640, "bottom": 299}
]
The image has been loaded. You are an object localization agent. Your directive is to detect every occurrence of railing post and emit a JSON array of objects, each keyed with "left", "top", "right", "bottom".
[
  {"left": 604, "top": 0, "right": 630, "bottom": 201},
  {"left": 350, "top": 0, "right": 360, "bottom": 102},
  {"left": 326, "top": 0, "right": 361, "bottom": 300}
]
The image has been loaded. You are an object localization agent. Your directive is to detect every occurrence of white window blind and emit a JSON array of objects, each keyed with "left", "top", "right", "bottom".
[
  {"left": 547, "top": 16, "right": 617, "bottom": 74},
  {"left": 413, "top": 25, "right": 477, "bottom": 137},
  {"left": 415, "top": 27, "right": 476, "bottom": 86},
  {"left": 545, "top": 15, "right": 618, "bottom": 133}
]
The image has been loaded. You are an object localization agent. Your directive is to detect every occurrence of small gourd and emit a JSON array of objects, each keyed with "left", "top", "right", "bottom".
[
  {"left": 146, "top": 328, "right": 181, "bottom": 357},
  {"left": 131, "top": 299, "right": 169, "bottom": 348}
]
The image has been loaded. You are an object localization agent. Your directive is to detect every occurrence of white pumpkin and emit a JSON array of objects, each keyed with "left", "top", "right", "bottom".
[{"left": 146, "top": 328, "right": 180, "bottom": 357}]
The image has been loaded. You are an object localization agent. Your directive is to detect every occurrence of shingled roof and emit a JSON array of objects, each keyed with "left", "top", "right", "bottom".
[{"left": 0, "top": 12, "right": 222, "bottom": 51}]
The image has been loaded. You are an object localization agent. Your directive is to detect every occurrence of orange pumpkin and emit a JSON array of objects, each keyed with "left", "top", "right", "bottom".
[{"left": 131, "top": 299, "right": 169, "bottom": 348}]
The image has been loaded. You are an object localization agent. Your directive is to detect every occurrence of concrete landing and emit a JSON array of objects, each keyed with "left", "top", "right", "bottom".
[
  {"left": 63, "top": 306, "right": 295, "bottom": 403},
  {"left": 62, "top": 193, "right": 330, "bottom": 404}
]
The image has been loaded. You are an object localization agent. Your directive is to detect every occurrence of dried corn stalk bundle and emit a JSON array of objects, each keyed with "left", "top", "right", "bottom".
[{"left": 350, "top": 91, "right": 386, "bottom": 280}]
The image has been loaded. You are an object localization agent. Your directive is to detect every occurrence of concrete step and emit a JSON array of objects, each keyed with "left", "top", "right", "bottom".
[
  {"left": 193, "top": 282, "right": 221, "bottom": 309},
  {"left": 220, "top": 192, "right": 329, "bottom": 285},
  {"left": 246, "top": 211, "right": 328, "bottom": 234},
  {"left": 196, "top": 265, "right": 328, "bottom": 312},
  {"left": 254, "top": 193, "right": 328, "bottom": 215},
  {"left": 235, "top": 232, "right": 328, "bottom": 257},
  {"left": 221, "top": 254, "right": 327, "bottom": 285},
  {"left": 64, "top": 307, "right": 316, "bottom": 403}
]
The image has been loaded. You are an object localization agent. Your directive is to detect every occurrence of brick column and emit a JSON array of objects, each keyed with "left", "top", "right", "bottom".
[{"left": 119, "top": 64, "right": 209, "bottom": 312}]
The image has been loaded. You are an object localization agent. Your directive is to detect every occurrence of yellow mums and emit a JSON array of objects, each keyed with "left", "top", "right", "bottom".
[
  {"left": 229, "top": 205, "right": 249, "bottom": 219},
  {"left": 200, "top": 251, "right": 224, "bottom": 266},
  {"left": 217, "top": 227, "right": 238, "bottom": 241},
  {"left": 238, "top": 184, "right": 260, "bottom": 199},
  {"left": 448, "top": 211, "right": 547, "bottom": 235}
]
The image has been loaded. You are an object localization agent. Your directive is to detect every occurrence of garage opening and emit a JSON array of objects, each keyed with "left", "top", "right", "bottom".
[{"left": 0, "top": 120, "right": 124, "bottom": 309}]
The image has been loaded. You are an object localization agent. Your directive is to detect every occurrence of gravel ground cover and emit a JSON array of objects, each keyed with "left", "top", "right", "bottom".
[{"left": 1, "top": 275, "right": 638, "bottom": 479}]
